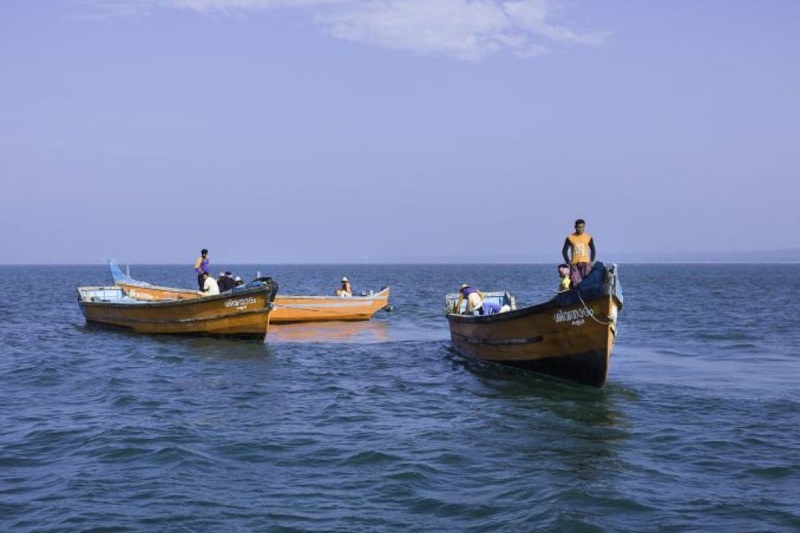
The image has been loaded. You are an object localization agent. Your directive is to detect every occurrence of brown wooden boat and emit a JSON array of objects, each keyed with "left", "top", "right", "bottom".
[
  {"left": 445, "top": 262, "right": 622, "bottom": 387},
  {"left": 109, "top": 261, "right": 390, "bottom": 324},
  {"left": 77, "top": 281, "right": 277, "bottom": 339}
]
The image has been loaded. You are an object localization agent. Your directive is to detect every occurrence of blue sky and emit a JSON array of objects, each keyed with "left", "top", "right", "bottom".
[{"left": 1, "top": 1, "right": 798, "bottom": 264}]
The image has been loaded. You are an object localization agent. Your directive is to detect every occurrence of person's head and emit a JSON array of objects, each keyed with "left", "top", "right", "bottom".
[
  {"left": 201, "top": 271, "right": 209, "bottom": 278},
  {"left": 234, "top": 276, "right": 243, "bottom": 285},
  {"left": 201, "top": 248, "right": 208, "bottom": 257},
  {"left": 225, "top": 271, "right": 232, "bottom": 277},
  {"left": 218, "top": 272, "right": 225, "bottom": 278},
  {"left": 574, "top": 219, "right": 586, "bottom": 234},
  {"left": 558, "top": 264, "right": 570, "bottom": 277},
  {"left": 341, "top": 276, "right": 348, "bottom": 283},
  {"left": 460, "top": 283, "right": 469, "bottom": 293}
]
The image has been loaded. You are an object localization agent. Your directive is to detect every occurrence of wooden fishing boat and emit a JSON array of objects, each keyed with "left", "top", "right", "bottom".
[
  {"left": 108, "top": 261, "right": 391, "bottom": 324},
  {"left": 445, "top": 262, "right": 623, "bottom": 387},
  {"left": 267, "top": 288, "right": 391, "bottom": 324},
  {"left": 77, "top": 280, "right": 278, "bottom": 339}
]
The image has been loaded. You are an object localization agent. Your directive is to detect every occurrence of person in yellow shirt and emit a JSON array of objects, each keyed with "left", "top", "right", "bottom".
[
  {"left": 557, "top": 264, "right": 571, "bottom": 292},
  {"left": 456, "top": 284, "right": 482, "bottom": 314},
  {"left": 561, "top": 219, "right": 596, "bottom": 287},
  {"left": 453, "top": 284, "right": 502, "bottom": 315}
]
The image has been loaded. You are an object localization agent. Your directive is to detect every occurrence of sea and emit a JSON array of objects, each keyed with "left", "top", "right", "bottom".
[{"left": 0, "top": 263, "right": 798, "bottom": 533}]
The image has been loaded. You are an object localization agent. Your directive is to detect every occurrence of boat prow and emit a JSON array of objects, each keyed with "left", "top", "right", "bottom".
[{"left": 109, "top": 260, "right": 201, "bottom": 301}]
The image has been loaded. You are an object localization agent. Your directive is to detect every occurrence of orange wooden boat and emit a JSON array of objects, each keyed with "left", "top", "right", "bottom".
[
  {"left": 445, "top": 262, "right": 622, "bottom": 387},
  {"left": 268, "top": 321, "right": 390, "bottom": 343},
  {"left": 77, "top": 281, "right": 278, "bottom": 339},
  {"left": 109, "top": 261, "right": 390, "bottom": 324}
]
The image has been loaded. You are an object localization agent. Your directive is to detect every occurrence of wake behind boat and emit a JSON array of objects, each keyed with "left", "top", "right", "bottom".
[
  {"left": 109, "top": 261, "right": 391, "bottom": 324},
  {"left": 77, "top": 279, "right": 279, "bottom": 339},
  {"left": 445, "top": 262, "right": 623, "bottom": 387}
]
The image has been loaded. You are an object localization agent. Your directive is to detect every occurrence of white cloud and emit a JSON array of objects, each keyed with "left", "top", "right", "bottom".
[
  {"left": 72, "top": 0, "right": 157, "bottom": 19},
  {"left": 504, "top": 0, "right": 608, "bottom": 46},
  {"left": 74, "top": 0, "right": 609, "bottom": 60}
]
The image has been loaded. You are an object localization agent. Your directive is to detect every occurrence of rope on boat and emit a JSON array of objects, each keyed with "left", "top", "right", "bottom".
[{"left": 576, "top": 290, "right": 613, "bottom": 326}]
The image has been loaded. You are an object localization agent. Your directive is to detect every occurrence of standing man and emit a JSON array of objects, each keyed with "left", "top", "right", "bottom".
[
  {"left": 562, "top": 219, "right": 596, "bottom": 287},
  {"left": 194, "top": 248, "right": 210, "bottom": 290}
]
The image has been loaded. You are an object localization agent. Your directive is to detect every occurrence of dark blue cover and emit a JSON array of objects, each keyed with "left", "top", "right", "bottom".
[{"left": 555, "top": 262, "right": 622, "bottom": 308}]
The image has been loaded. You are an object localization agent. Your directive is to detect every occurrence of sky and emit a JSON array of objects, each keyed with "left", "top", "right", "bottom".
[{"left": 1, "top": 0, "right": 798, "bottom": 264}]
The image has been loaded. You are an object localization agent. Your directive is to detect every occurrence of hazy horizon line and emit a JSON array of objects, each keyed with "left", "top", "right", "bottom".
[
  {"left": 2, "top": 260, "right": 799, "bottom": 267},
  {"left": 4, "top": 248, "right": 800, "bottom": 266}
]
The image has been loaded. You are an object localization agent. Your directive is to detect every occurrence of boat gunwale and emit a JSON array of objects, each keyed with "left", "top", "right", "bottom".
[
  {"left": 275, "top": 287, "right": 390, "bottom": 301},
  {"left": 446, "top": 290, "right": 617, "bottom": 324},
  {"left": 115, "top": 279, "right": 391, "bottom": 302},
  {"left": 446, "top": 263, "right": 621, "bottom": 324},
  {"left": 77, "top": 285, "right": 272, "bottom": 309}
]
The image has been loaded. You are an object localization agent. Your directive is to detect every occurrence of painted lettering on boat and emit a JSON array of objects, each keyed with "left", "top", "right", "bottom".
[
  {"left": 553, "top": 307, "right": 594, "bottom": 326},
  {"left": 225, "top": 297, "right": 257, "bottom": 310},
  {"left": 128, "top": 289, "right": 154, "bottom": 300}
]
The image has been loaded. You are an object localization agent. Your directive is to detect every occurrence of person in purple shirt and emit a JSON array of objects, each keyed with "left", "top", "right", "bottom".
[
  {"left": 454, "top": 284, "right": 501, "bottom": 316},
  {"left": 194, "top": 248, "right": 209, "bottom": 290}
]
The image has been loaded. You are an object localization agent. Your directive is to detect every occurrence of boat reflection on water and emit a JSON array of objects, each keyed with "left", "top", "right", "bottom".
[{"left": 268, "top": 320, "right": 390, "bottom": 344}]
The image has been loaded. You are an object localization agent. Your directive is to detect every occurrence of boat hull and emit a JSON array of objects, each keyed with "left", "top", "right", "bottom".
[
  {"left": 78, "top": 286, "right": 275, "bottom": 339},
  {"left": 446, "top": 263, "right": 622, "bottom": 387}
]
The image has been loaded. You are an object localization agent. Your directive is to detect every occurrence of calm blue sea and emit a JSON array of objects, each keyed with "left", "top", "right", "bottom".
[{"left": 1, "top": 263, "right": 798, "bottom": 532}]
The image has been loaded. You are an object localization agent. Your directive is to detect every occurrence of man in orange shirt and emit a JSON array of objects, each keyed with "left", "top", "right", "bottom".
[{"left": 561, "top": 219, "right": 596, "bottom": 287}]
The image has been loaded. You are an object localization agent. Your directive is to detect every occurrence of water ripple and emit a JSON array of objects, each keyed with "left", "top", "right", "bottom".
[{"left": 1, "top": 264, "right": 799, "bottom": 531}]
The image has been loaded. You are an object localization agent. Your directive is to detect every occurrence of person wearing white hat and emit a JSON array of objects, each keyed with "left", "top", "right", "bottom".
[
  {"left": 336, "top": 276, "right": 352, "bottom": 298},
  {"left": 218, "top": 271, "right": 235, "bottom": 292},
  {"left": 454, "top": 283, "right": 484, "bottom": 315}
]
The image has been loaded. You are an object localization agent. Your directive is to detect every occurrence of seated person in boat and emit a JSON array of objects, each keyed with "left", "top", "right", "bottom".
[
  {"left": 200, "top": 271, "right": 220, "bottom": 296},
  {"left": 557, "top": 263, "right": 571, "bottom": 292},
  {"left": 218, "top": 271, "right": 235, "bottom": 292},
  {"left": 455, "top": 284, "right": 501, "bottom": 315},
  {"left": 336, "top": 277, "right": 352, "bottom": 298}
]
